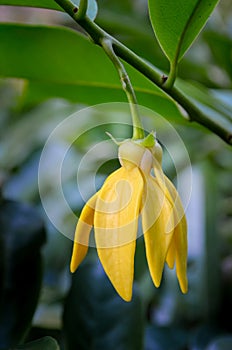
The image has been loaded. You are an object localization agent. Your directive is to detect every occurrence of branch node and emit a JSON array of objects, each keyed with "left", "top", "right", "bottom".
[{"left": 161, "top": 74, "right": 168, "bottom": 85}]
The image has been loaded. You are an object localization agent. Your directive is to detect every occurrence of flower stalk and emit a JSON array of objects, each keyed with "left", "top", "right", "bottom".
[{"left": 101, "top": 39, "right": 144, "bottom": 140}]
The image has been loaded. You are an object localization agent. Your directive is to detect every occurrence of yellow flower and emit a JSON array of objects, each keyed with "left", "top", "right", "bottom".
[{"left": 70, "top": 137, "right": 188, "bottom": 301}]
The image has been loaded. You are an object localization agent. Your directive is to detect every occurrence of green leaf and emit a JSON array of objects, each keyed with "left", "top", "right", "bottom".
[
  {"left": 0, "top": 0, "right": 98, "bottom": 21},
  {"left": 16, "top": 336, "right": 60, "bottom": 350},
  {"left": 176, "top": 80, "right": 232, "bottom": 123},
  {"left": 204, "top": 30, "right": 232, "bottom": 80},
  {"left": 0, "top": 23, "right": 184, "bottom": 123},
  {"left": 148, "top": 0, "right": 220, "bottom": 64},
  {"left": 63, "top": 258, "right": 144, "bottom": 350},
  {"left": 175, "top": 80, "right": 232, "bottom": 138},
  {"left": 0, "top": 0, "right": 61, "bottom": 10},
  {"left": 21, "top": 80, "right": 183, "bottom": 124}
]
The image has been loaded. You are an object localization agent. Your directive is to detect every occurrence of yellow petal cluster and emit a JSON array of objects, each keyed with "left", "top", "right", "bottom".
[{"left": 70, "top": 139, "right": 188, "bottom": 301}]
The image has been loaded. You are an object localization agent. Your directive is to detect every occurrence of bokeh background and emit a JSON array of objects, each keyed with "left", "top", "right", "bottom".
[{"left": 0, "top": 1, "right": 232, "bottom": 349}]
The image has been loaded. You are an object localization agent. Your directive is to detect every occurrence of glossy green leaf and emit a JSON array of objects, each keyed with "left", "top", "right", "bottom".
[
  {"left": 63, "top": 258, "right": 144, "bottom": 350},
  {"left": 0, "top": 23, "right": 184, "bottom": 123},
  {"left": 148, "top": 0, "right": 220, "bottom": 63},
  {"left": 0, "top": 0, "right": 98, "bottom": 20},
  {"left": 21, "top": 81, "right": 183, "bottom": 124},
  {"left": 16, "top": 336, "right": 60, "bottom": 350},
  {"left": 0, "top": 0, "right": 61, "bottom": 10},
  {"left": 174, "top": 79, "right": 232, "bottom": 140},
  {"left": 0, "top": 23, "right": 142, "bottom": 85},
  {"left": 176, "top": 80, "right": 232, "bottom": 122},
  {"left": 204, "top": 30, "right": 232, "bottom": 80}
]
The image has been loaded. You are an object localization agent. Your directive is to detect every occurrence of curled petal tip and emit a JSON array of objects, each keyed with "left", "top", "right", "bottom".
[
  {"left": 113, "top": 280, "right": 133, "bottom": 302},
  {"left": 166, "top": 260, "right": 175, "bottom": 270},
  {"left": 181, "top": 287, "right": 188, "bottom": 294},
  {"left": 104, "top": 263, "right": 133, "bottom": 302},
  {"left": 120, "top": 292, "right": 132, "bottom": 302},
  {"left": 153, "top": 279, "right": 161, "bottom": 289},
  {"left": 70, "top": 265, "right": 75, "bottom": 274},
  {"left": 179, "top": 278, "right": 188, "bottom": 294},
  {"left": 70, "top": 251, "right": 81, "bottom": 273},
  {"left": 70, "top": 242, "right": 89, "bottom": 274},
  {"left": 70, "top": 258, "right": 78, "bottom": 273}
]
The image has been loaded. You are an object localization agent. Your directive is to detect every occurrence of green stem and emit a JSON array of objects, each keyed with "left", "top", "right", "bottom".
[
  {"left": 165, "top": 61, "right": 178, "bottom": 90},
  {"left": 101, "top": 38, "right": 144, "bottom": 140},
  {"left": 75, "top": 0, "right": 88, "bottom": 20},
  {"left": 54, "top": 0, "right": 232, "bottom": 145}
]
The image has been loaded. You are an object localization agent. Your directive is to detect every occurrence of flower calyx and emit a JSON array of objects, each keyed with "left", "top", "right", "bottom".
[{"left": 118, "top": 133, "right": 163, "bottom": 172}]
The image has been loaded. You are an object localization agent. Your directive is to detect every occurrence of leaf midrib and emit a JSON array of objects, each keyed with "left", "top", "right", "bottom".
[{"left": 172, "top": 0, "right": 203, "bottom": 65}]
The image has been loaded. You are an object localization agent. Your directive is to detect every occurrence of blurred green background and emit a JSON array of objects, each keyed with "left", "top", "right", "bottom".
[{"left": 0, "top": 0, "right": 232, "bottom": 349}]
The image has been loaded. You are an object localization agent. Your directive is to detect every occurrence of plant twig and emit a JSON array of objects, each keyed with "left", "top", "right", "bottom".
[
  {"left": 54, "top": 0, "right": 232, "bottom": 145},
  {"left": 75, "top": 0, "right": 88, "bottom": 20}
]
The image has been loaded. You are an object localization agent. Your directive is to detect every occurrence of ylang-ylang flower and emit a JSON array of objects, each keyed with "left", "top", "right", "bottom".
[{"left": 70, "top": 135, "right": 188, "bottom": 301}]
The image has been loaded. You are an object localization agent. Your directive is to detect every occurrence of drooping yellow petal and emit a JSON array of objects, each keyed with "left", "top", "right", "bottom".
[
  {"left": 70, "top": 193, "right": 98, "bottom": 273},
  {"left": 94, "top": 167, "right": 143, "bottom": 302},
  {"left": 155, "top": 169, "right": 188, "bottom": 293},
  {"left": 166, "top": 213, "right": 188, "bottom": 293},
  {"left": 166, "top": 237, "right": 176, "bottom": 269},
  {"left": 153, "top": 164, "right": 188, "bottom": 293},
  {"left": 173, "top": 214, "right": 188, "bottom": 293},
  {"left": 154, "top": 165, "right": 185, "bottom": 228},
  {"left": 141, "top": 175, "right": 174, "bottom": 288},
  {"left": 164, "top": 175, "right": 188, "bottom": 293}
]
